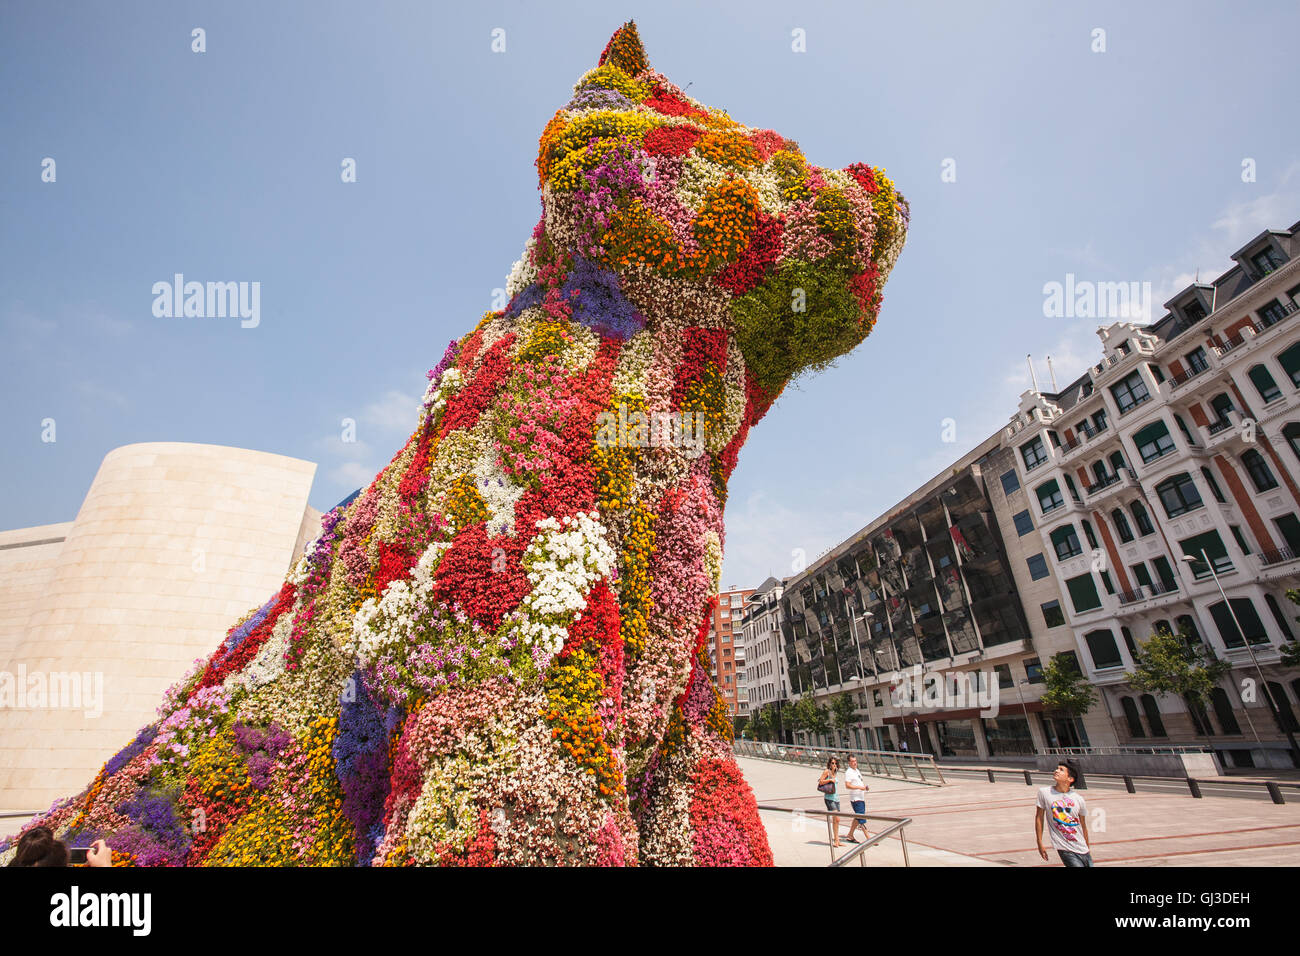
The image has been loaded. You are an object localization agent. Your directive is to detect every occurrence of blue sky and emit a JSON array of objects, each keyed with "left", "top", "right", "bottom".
[{"left": 3, "top": 0, "right": 1299, "bottom": 588}]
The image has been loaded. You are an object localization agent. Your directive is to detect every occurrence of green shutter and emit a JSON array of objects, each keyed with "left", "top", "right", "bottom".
[{"left": 1066, "top": 573, "right": 1102, "bottom": 613}]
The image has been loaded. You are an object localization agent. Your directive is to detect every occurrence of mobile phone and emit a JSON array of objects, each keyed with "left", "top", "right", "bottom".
[{"left": 68, "top": 847, "right": 91, "bottom": 865}]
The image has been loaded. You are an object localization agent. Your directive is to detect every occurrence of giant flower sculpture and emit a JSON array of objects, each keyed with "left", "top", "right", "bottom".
[{"left": 3, "top": 22, "right": 907, "bottom": 867}]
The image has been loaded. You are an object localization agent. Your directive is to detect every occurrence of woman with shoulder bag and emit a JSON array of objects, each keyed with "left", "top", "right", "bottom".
[{"left": 817, "top": 756, "right": 842, "bottom": 848}]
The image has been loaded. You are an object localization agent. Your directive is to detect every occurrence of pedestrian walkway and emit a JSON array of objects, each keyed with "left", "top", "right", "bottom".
[{"left": 738, "top": 755, "right": 1300, "bottom": 867}]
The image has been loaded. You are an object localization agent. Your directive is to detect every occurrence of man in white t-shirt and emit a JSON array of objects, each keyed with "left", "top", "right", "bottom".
[
  {"left": 843, "top": 756, "right": 870, "bottom": 843},
  {"left": 1035, "top": 761, "right": 1093, "bottom": 867}
]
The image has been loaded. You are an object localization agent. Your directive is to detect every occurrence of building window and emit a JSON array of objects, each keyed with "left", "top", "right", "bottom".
[
  {"left": 1275, "top": 513, "right": 1300, "bottom": 554},
  {"left": 1174, "top": 414, "right": 1196, "bottom": 447},
  {"left": 1041, "top": 600, "right": 1065, "bottom": 628},
  {"left": 1021, "top": 436, "right": 1049, "bottom": 471},
  {"left": 1248, "top": 364, "right": 1282, "bottom": 403},
  {"left": 1277, "top": 343, "right": 1300, "bottom": 388},
  {"left": 1063, "top": 473, "right": 1081, "bottom": 502},
  {"left": 1176, "top": 614, "right": 1202, "bottom": 645},
  {"left": 1111, "top": 508, "right": 1134, "bottom": 543},
  {"left": 1156, "top": 473, "right": 1203, "bottom": 518},
  {"left": 1027, "top": 554, "right": 1050, "bottom": 580},
  {"left": 1131, "top": 501, "right": 1155, "bottom": 536},
  {"left": 1229, "top": 525, "right": 1252, "bottom": 556},
  {"left": 1120, "top": 696, "right": 1146, "bottom": 737},
  {"left": 1001, "top": 469, "right": 1021, "bottom": 495},
  {"left": 1251, "top": 246, "right": 1283, "bottom": 277},
  {"left": 1051, "top": 525, "right": 1083, "bottom": 561},
  {"left": 1186, "top": 347, "right": 1209, "bottom": 374},
  {"left": 1084, "top": 629, "right": 1122, "bottom": 669},
  {"left": 1121, "top": 626, "right": 1138, "bottom": 656},
  {"left": 1210, "top": 688, "right": 1242, "bottom": 735},
  {"left": 1260, "top": 299, "right": 1289, "bottom": 328},
  {"left": 1025, "top": 657, "right": 1044, "bottom": 683},
  {"left": 1180, "top": 530, "right": 1232, "bottom": 576},
  {"left": 1036, "top": 480, "right": 1064, "bottom": 515},
  {"left": 1081, "top": 519, "right": 1099, "bottom": 550},
  {"left": 1209, "top": 392, "right": 1235, "bottom": 425},
  {"left": 1133, "top": 420, "right": 1175, "bottom": 463},
  {"left": 1111, "top": 370, "right": 1151, "bottom": 415},
  {"left": 1140, "top": 695, "right": 1167, "bottom": 736},
  {"left": 1209, "top": 598, "right": 1269, "bottom": 648},
  {"left": 1151, "top": 556, "right": 1177, "bottom": 590},
  {"left": 1065, "top": 573, "right": 1102, "bottom": 614},
  {"left": 1201, "top": 466, "right": 1226, "bottom": 503},
  {"left": 1265, "top": 594, "right": 1295, "bottom": 641},
  {"left": 1285, "top": 423, "right": 1300, "bottom": 465},
  {"left": 1099, "top": 570, "right": 1115, "bottom": 594},
  {"left": 1241, "top": 449, "right": 1278, "bottom": 492},
  {"left": 1012, "top": 509, "right": 1035, "bottom": 535}
]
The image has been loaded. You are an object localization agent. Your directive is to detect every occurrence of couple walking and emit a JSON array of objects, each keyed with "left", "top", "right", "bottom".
[{"left": 816, "top": 755, "right": 869, "bottom": 847}]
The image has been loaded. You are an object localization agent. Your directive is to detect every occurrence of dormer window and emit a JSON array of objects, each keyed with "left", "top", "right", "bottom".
[
  {"left": 1250, "top": 246, "right": 1283, "bottom": 278},
  {"left": 1116, "top": 339, "right": 1132, "bottom": 356},
  {"left": 1183, "top": 300, "right": 1207, "bottom": 323}
]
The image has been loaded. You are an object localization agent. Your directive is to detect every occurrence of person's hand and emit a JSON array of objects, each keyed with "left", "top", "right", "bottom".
[
  {"left": 1037, "top": 843, "right": 1048, "bottom": 862},
  {"left": 86, "top": 839, "right": 111, "bottom": 868}
]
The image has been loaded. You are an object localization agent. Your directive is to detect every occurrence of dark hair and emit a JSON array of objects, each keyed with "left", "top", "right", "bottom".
[
  {"left": 826, "top": 756, "right": 839, "bottom": 769},
  {"left": 1058, "top": 761, "right": 1078, "bottom": 785},
  {"left": 8, "top": 826, "right": 68, "bottom": 867}
]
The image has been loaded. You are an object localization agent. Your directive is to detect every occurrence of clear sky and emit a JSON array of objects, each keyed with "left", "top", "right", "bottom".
[{"left": 3, "top": 0, "right": 1299, "bottom": 589}]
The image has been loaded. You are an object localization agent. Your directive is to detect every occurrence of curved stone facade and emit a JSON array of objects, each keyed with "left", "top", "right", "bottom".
[{"left": 0, "top": 443, "right": 318, "bottom": 811}]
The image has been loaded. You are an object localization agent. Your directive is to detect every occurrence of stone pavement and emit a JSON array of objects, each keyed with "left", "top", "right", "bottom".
[{"left": 738, "top": 756, "right": 1300, "bottom": 867}]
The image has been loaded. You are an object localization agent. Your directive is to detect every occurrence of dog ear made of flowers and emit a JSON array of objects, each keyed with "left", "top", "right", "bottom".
[{"left": 2, "top": 21, "right": 906, "bottom": 867}]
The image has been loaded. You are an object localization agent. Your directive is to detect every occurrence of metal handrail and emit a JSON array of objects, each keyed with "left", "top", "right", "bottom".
[
  {"left": 734, "top": 740, "right": 945, "bottom": 785},
  {"left": 756, "top": 804, "right": 913, "bottom": 866}
]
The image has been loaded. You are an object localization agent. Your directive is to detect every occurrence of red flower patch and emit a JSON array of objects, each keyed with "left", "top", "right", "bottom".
[
  {"left": 714, "top": 208, "right": 784, "bottom": 296},
  {"left": 372, "top": 540, "right": 418, "bottom": 596},
  {"left": 432, "top": 524, "right": 530, "bottom": 631},
  {"left": 671, "top": 327, "right": 729, "bottom": 409},
  {"left": 439, "top": 333, "right": 517, "bottom": 438},
  {"left": 643, "top": 124, "right": 703, "bottom": 157},
  {"left": 645, "top": 84, "right": 707, "bottom": 119},
  {"left": 749, "top": 129, "right": 789, "bottom": 162},
  {"left": 845, "top": 162, "right": 880, "bottom": 195}
]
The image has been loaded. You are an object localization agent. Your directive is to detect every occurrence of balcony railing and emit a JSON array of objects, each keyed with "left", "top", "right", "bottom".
[
  {"left": 1206, "top": 417, "right": 1234, "bottom": 436},
  {"left": 1085, "top": 473, "right": 1121, "bottom": 496},
  {"left": 1259, "top": 547, "right": 1300, "bottom": 567},
  {"left": 1117, "top": 588, "right": 1145, "bottom": 606}
]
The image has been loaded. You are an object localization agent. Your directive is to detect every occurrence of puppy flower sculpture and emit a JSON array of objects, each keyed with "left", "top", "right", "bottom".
[{"left": 3, "top": 22, "right": 906, "bottom": 867}]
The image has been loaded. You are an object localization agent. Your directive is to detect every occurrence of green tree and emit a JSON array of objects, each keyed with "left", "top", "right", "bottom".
[
  {"left": 1126, "top": 630, "right": 1231, "bottom": 739},
  {"left": 830, "top": 693, "right": 858, "bottom": 746},
  {"left": 789, "top": 696, "right": 829, "bottom": 740},
  {"left": 1039, "top": 653, "right": 1097, "bottom": 745},
  {"left": 749, "top": 706, "right": 771, "bottom": 741}
]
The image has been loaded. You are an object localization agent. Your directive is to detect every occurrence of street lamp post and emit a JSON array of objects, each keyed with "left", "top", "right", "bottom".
[{"left": 1181, "top": 551, "right": 1300, "bottom": 766}]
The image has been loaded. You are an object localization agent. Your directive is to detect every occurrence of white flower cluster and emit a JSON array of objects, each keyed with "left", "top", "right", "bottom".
[
  {"left": 505, "top": 238, "right": 538, "bottom": 297},
  {"left": 353, "top": 540, "right": 452, "bottom": 663},
  {"left": 517, "top": 511, "right": 616, "bottom": 657},
  {"left": 420, "top": 366, "right": 465, "bottom": 422},
  {"left": 224, "top": 611, "right": 294, "bottom": 695}
]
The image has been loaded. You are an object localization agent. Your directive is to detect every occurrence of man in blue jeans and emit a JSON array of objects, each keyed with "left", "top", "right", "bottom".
[{"left": 1035, "top": 760, "right": 1095, "bottom": 866}]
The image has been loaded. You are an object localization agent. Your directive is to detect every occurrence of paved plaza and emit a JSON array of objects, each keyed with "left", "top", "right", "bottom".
[{"left": 739, "top": 756, "right": 1300, "bottom": 867}]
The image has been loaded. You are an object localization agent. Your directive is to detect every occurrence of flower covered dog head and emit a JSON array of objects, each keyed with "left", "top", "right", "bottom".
[{"left": 523, "top": 21, "right": 909, "bottom": 399}]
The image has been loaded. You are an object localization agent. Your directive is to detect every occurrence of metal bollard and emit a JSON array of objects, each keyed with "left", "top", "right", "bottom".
[
  {"left": 1266, "top": 781, "right": 1285, "bottom": 805},
  {"left": 1187, "top": 777, "right": 1202, "bottom": 798},
  {"left": 1123, "top": 774, "right": 1135, "bottom": 794},
  {"left": 986, "top": 769, "right": 995, "bottom": 783},
  {"left": 1023, "top": 770, "right": 1033, "bottom": 785}
]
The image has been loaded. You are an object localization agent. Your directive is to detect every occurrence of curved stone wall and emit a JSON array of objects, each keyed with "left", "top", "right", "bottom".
[{"left": 0, "top": 443, "right": 317, "bottom": 811}]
